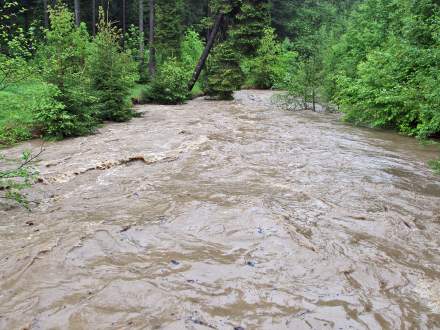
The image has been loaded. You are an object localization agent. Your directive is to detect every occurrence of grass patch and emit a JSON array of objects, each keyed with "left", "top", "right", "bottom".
[
  {"left": 130, "top": 83, "right": 146, "bottom": 103},
  {"left": 0, "top": 82, "right": 46, "bottom": 146},
  {"left": 429, "top": 159, "right": 440, "bottom": 174},
  {"left": 191, "top": 82, "right": 204, "bottom": 98}
]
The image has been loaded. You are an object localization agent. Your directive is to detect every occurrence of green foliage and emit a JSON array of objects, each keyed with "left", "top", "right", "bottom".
[
  {"left": 124, "top": 24, "right": 148, "bottom": 63},
  {"left": 0, "top": 150, "right": 40, "bottom": 209},
  {"left": 89, "top": 9, "right": 138, "bottom": 122},
  {"left": 244, "top": 28, "right": 297, "bottom": 89},
  {"left": 0, "top": 82, "right": 63, "bottom": 145},
  {"left": 282, "top": 60, "right": 316, "bottom": 110},
  {"left": 155, "top": 0, "right": 185, "bottom": 59},
  {"left": 124, "top": 24, "right": 149, "bottom": 81},
  {"left": 181, "top": 29, "right": 204, "bottom": 93},
  {"left": 229, "top": 0, "right": 270, "bottom": 56},
  {"left": 429, "top": 159, "right": 440, "bottom": 174},
  {"left": 140, "top": 29, "right": 203, "bottom": 105},
  {"left": 141, "top": 58, "right": 191, "bottom": 104},
  {"left": 36, "top": 4, "right": 97, "bottom": 138},
  {"left": 329, "top": 0, "right": 440, "bottom": 138},
  {"left": 0, "top": 55, "right": 31, "bottom": 91},
  {"left": 0, "top": 1, "right": 35, "bottom": 92},
  {"left": 181, "top": 29, "right": 204, "bottom": 71},
  {"left": 205, "top": 42, "right": 244, "bottom": 100}
]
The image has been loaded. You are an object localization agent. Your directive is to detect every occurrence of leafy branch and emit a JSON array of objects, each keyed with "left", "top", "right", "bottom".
[{"left": 0, "top": 144, "right": 44, "bottom": 209}]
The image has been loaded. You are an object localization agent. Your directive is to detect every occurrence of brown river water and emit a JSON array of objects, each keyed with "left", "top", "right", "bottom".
[{"left": 1, "top": 90, "right": 440, "bottom": 329}]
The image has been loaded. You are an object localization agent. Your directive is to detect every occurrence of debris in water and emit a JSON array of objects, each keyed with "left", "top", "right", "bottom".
[
  {"left": 246, "top": 261, "right": 256, "bottom": 267},
  {"left": 171, "top": 260, "right": 180, "bottom": 266},
  {"left": 119, "top": 225, "right": 131, "bottom": 233}
]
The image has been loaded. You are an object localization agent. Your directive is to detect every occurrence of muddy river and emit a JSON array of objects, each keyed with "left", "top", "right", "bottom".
[{"left": 1, "top": 90, "right": 440, "bottom": 329}]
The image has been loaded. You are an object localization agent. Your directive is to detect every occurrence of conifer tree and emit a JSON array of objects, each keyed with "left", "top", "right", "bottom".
[
  {"left": 229, "top": 0, "right": 270, "bottom": 57},
  {"left": 155, "top": 0, "right": 184, "bottom": 58},
  {"left": 205, "top": 41, "right": 244, "bottom": 100}
]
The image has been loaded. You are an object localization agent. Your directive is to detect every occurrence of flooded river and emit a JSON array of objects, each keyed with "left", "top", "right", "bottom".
[{"left": 1, "top": 90, "right": 440, "bottom": 329}]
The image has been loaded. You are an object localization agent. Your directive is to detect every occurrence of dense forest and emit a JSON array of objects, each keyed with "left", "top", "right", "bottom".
[{"left": 1, "top": 0, "right": 440, "bottom": 203}]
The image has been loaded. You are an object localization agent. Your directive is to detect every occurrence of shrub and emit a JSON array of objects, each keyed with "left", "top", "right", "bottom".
[
  {"left": 181, "top": 29, "right": 204, "bottom": 95},
  {"left": 181, "top": 29, "right": 204, "bottom": 70},
  {"left": 245, "top": 27, "right": 296, "bottom": 89},
  {"left": 338, "top": 36, "right": 440, "bottom": 138},
  {"left": 124, "top": 24, "right": 149, "bottom": 82},
  {"left": 0, "top": 150, "right": 40, "bottom": 209},
  {"left": 283, "top": 57, "right": 321, "bottom": 110},
  {"left": 141, "top": 57, "right": 190, "bottom": 104},
  {"left": 88, "top": 9, "right": 138, "bottom": 122},
  {"left": 205, "top": 42, "right": 244, "bottom": 100}
]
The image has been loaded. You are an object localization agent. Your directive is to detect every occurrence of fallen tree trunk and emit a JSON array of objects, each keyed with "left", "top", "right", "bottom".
[{"left": 188, "top": 13, "right": 224, "bottom": 91}]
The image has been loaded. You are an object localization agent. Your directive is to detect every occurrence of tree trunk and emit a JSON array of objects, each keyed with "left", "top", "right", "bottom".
[
  {"left": 188, "top": 13, "right": 224, "bottom": 91},
  {"left": 148, "top": 0, "right": 156, "bottom": 76},
  {"left": 43, "top": 0, "right": 49, "bottom": 28},
  {"left": 23, "top": 0, "right": 30, "bottom": 32},
  {"left": 122, "top": 0, "right": 126, "bottom": 45},
  {"left": 139, "top": 0, "right": 145, "bottom": 69},
  {"left": 74, "top": 0, "right": 80, "bottom": 26},
  {"left": 92, "top": 0, "right": 96, "bottom": 36}
]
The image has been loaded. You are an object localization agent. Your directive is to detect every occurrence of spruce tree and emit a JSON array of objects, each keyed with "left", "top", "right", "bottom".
[
  {"left": 205, "top": 41, "right": 244, "bottom": 100},
  {"left": 229, "top": 0, "right": 271, "bottom": 57},
  {"left": 155, "top": 0, "right": 184, "bottom": 58}
]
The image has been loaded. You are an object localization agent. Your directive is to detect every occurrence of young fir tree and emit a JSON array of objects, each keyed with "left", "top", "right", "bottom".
[
  {"left": 89, "top": 8, "right": 137, "bottom": 122},
  {"left": 228, "top": 0, "right": 271, "bottom": 57},
  {"left": 205, "top": 41, "right": 244, "bottom": 100},
  {"left": 36, "top": 4, "right": 97, "bottom": 138}
]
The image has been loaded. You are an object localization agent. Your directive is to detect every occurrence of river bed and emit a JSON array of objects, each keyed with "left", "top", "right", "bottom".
[{"left": 1, "top": 90, "right": 440, "bottom": 329}]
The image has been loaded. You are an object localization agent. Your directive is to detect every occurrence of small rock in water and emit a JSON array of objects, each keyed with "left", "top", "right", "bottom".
[
  {"left": 246, "top": 261, "right": 256, "bottom": 267},
  {"left": 171, "top": 260, "right": 180, "bottom": 266}
]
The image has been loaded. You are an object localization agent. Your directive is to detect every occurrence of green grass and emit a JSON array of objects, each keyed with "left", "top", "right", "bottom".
[
  {"left": 0, "top": 82, "right": 45, "bottom": 146},
  {"left": 429, "top": 159, "right": 440, "bottom": 174},
  {"left": 191, "top": 82, "right": 204, "bottom": 98},
  {"left": 130, "top": 83, "right": 145, "bottom": 103}
]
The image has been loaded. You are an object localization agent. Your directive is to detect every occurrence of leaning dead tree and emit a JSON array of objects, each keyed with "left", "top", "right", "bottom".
[{"left": 188, "top": 13, "right": 224, "bottom": 91}]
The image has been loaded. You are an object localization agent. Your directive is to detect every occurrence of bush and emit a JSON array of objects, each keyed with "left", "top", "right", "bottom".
[
  {"left": 36, "top": 4, "right": 98, "bottom": 138},
  {"left": 245, "top": 28, "right": 296, "bottom": 89},
  {"left": 283, "top": 56, "right": 321, "bottom": 110},
  {"left": 181, "top": 29, "right": 204, "bottom": 70},
  {"left": 338, "top": 36, "right": 440, "bottom": 138},
  {"left": 124, "top": 24, "right": 149, "bottom": 82},
  {"left": 141, "top": 58, "right": 190, "bottom": 104},
  {"left": 205, "top": 42, "right": 244, "bottom": 100},
  {"left": 88, "top": 9, "right": 138, "bottom": 122},
  {"left": 0, "top": 150, "right": 40, "bottom": 209}
]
